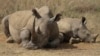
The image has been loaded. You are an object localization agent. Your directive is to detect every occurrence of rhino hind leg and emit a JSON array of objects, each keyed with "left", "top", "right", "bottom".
[
  {"left": 69, "top": 37, "right": 82, "bottom": 44},
  {"left": 6, "top": 36, "right": 14, "bottom": 43},
  {"left": 20, "top": 29, "right": 38, "bottom": 49},
  {"left": 1, "top": 16, "right": 14, "bottom": 43},
  {"left": 2, "top": 16, "right": 11, "bottom": 37}
]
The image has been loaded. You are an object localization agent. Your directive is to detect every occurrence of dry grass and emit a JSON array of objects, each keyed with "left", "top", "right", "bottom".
[{"left": 0, "top": 0, "right": 100, "bottom": 17}]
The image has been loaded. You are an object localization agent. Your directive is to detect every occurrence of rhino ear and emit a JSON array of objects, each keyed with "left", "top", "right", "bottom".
[
  {"left": 82, "top": 17, "right": 87, "bottom": 24},
  {"left": 32, "top": 8, "right": 41, "bottom": 18},
  {"left": 54, "top": 13, "right": 61, "bottom": 21},
  {"left": 53, "top": 13, "right": 62, "bottom": 22}
]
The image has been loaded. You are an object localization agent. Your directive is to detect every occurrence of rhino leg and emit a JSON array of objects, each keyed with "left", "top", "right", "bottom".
[
  {"left": 25, "top": 40, "right": 38, "bottom": 50},
  {"left": 6, "top": 36, "right": 14, "bottom": 43},
  {"left": 1, "top": 16, "right": 14, "bottom": 43},
  {"left": 20, "top": 29, "right": 38, "bottom": 49},
  {"left": 69, "top": 37, "right": 74, "bottom": 44},
  {"left": 2, "top": 16, "right": 10, "bottom": 37},
  {"left": 20, "top": 29, "right": 30, "bottom": 48},
  {"left": 69, "top": 37, "right": 81, "bottom": 44}
]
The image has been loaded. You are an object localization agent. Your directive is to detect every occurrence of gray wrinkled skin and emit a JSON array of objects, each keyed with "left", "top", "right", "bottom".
[
  {"left": 57, "top": 17, "right": 99, "bottom": 44},
  {"left": 1, "top": 6, "right": 62, "bottom": 49}
]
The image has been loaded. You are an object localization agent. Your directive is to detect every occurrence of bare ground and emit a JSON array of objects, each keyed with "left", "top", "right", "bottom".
[{"left": 0, "top": 33, "right": 100, "bottom": 56}]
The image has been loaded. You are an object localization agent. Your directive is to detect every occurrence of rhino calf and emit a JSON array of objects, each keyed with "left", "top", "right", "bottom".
[
  {"left": 2, "top": 6, "right": 62, "bottom": 49},
  {"left": 57, "top": 17, "right": 99, "bottom": 44}
]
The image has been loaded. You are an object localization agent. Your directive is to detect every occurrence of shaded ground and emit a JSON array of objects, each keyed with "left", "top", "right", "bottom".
[{"left": 0, "top": 33, "right": 100, "bottom": 56}]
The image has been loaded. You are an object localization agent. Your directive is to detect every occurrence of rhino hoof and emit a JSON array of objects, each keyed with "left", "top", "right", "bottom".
[
  {"left": 25, "top": 41, "right": 38, "bottom": 50},
  {"left": 6, "top": 37, "right": 14, "bottom": 43}
]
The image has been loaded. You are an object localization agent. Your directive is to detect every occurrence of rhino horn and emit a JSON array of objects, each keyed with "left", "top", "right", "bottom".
[{"left": 92, "top": 34, "right": 99, "bottom": 43}]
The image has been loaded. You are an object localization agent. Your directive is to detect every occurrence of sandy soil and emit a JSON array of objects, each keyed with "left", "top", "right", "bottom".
[{"left": 0, "top": 33, "right": 100, "bottom": 56}]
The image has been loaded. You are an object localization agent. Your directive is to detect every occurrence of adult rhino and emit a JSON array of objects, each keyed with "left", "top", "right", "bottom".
[
  {"left": 2, "top": 6, "right": 62, "bottom": 49},
  {"left": 57, "top": 17, "right": 99, "bottom": 44}
]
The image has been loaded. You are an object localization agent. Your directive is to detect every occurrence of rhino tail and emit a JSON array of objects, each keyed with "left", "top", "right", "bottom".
[{"left": 1, "top": 16, "right": 11, "bottom": 38}]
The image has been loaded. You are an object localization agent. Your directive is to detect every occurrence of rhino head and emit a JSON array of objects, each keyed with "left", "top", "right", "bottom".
[
  {"left": 72, "top": 17, "right": 99, "bottom": 43},
  {"left": 31, "top": 7, "right": 61, "bottom": 48}
]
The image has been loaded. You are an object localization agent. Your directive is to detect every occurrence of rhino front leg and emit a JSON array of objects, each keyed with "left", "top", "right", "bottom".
[
  {"left": 69, "top": 37, "right": 74, "bottom": 44},
  {"left": 25, "top": 40, "right": 38, "bottom": 50},
  {"left": 20, "top": 29, "right": 37, "bottom": 49},
  {"left": 1, "top": 16, "right": 14, "bottom": 43},
  {"left": 69, "top": 37, "right": 81, "bottom": 44}
]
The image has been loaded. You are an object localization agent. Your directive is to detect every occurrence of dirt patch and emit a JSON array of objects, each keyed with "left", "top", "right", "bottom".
[{"left": 0, "top": 33, "right": 100, "bottom": 56}]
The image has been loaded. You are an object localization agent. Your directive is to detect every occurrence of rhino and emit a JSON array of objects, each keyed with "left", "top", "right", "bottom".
[
  {"left": 57, "top": 17, "right": 99, "bottom": 44},
  {"left": 1, "top": 6, "right": 62, "bottom": 49}
]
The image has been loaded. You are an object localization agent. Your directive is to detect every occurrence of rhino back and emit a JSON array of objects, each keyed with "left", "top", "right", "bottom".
[
  {"left": 58, "top": 18, "right": 82, "bottom": 33},
  {"left": 9, "top": 10, "right": 34, "bottom": 30},
  {"left": 8, "top": 10, "right": 35, "bottom": 43},
  {"left": 57, "top": 18, "right": 72, "bottom": 33}
]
